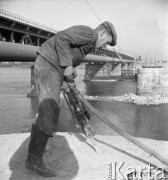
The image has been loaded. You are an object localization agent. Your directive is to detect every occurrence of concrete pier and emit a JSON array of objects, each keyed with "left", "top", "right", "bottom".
[
  {"left": 84, "top": 63, "right": 104, "bottom": 80},
  {"left": 27, "top": 64, "right": 37, "bottom": 97},
  {"left": 137, "top": 68, "right": 168, "bottom": 97},
  {"left": 84, "top": 61, "right": 130, "bottom": 80},
  {"left": 111, "top": 63, "right": 121, "bottom": 76},
  {"left": 121, "top": 63, "right": 128, "bottom": 70}
]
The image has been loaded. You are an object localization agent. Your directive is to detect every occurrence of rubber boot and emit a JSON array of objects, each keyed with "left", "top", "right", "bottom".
[{"left": 25, "top": 124, "right": 57, "bottom": 177}]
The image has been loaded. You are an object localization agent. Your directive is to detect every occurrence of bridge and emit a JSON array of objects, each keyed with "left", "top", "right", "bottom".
[
  {"left": 0, "top": 9, "right": 135, "bottom": 82},
  {"left": 0, "top": 8, "right": 57, "bottom": 45}
]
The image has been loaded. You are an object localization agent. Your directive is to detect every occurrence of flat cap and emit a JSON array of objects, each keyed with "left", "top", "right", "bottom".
[{"left": 102, "top": 21, "right": 117, "bottom": 46}]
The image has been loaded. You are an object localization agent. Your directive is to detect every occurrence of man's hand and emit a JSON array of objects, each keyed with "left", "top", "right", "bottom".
[{"left": 64, "top": 66, "right": 77, "bottom": 80}]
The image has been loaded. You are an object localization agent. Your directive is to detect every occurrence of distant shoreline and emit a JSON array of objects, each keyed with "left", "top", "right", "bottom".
[{"left": 0, "top": 62, "right": 33, "bottom": 68}]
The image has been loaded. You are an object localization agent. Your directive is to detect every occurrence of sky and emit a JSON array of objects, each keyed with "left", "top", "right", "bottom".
[{"left": 0, "top": 0, "right": 168, "bottom": 61}]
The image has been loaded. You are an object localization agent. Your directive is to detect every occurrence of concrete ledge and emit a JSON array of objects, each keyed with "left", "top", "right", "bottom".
[{"left": 0, "top": 132, "right": 168, "bottom": 180}]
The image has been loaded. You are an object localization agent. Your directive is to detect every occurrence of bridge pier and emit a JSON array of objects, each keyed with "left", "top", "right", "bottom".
[
  {"left": 84, "top": 62, "right": 122, "bottom": 80},
  {"left": 121, "top": 62, "right": 134, "bottom": 71},
  {"left": 27, "top": 64, "right": 37, "bottom": 97},
  {"left": 121, "top": 62, "right": 135, "bottom": 75},
  {"left": 103, "top": 62, "right": 112, "bottom": 76},
  {"left": 84, "top": 63, "right": 104, "bottom": 80},
  {"left": 121, "top": 63, "right": 128, "bottom": 70},
  {"left": 110, "top": 63, "right": 121, "bottom": 76},
  {"left": 127, "top": 62, "right": 133, "bottom": 71},
  {"left": 102, "top": 62, "right": 122, "bottom": 77}
]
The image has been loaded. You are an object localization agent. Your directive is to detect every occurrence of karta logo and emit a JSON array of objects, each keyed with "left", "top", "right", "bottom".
[{"left": 107, "top": 162, "right": 167, "bottom": 180}]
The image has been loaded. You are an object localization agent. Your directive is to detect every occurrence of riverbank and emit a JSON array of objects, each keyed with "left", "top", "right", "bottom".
[
  {"left": 0, "top": 62, "right": 32, "bottom": 68},
  {"left": 0, "top": 132, "right": 168, "bottom": 180}
]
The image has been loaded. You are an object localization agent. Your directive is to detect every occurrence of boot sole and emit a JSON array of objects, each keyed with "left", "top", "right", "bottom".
[{"left": 25, "top": 162, "right": 57, "bottom": 177}]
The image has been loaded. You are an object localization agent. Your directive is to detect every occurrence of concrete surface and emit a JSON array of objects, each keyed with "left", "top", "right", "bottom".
[{"left": 0, "top": 131, "right": 168, "bottom": 180}]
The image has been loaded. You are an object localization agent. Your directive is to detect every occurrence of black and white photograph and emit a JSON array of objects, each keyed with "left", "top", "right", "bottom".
[{"left": 0, "top": 0, "right": 168, "bottom": 179}]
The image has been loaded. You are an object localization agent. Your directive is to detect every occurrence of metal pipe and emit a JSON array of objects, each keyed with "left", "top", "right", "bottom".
[
  {"left": 0, "top": 41, "right": 38, "bottom": 62},
  {"left": 0, "top": 41, "right": 133, "bottom": 63}
]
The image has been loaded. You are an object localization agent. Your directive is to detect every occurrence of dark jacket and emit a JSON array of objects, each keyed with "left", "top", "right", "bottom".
[{"left": 37, "top": 25, "right": 98, "bottom": 76}]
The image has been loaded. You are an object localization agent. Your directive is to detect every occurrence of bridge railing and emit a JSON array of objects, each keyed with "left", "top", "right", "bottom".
[{"left": 0, "top": 9, "right": 58, "bottom": 33}]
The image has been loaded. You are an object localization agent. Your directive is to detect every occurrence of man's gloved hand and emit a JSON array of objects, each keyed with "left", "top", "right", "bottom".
[{"left": 64, "top": 66, "right": 77, "bottom": 80}]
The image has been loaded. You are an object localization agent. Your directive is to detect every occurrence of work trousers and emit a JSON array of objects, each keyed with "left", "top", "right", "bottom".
[{"left": 34, "top": 55, "right": 63, "bottom": 136}]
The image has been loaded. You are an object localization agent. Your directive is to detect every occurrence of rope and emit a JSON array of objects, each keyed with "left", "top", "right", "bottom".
[
  {"left": 117, "top": 44, "right": 126, "bottom": 54},
  {"left": 85, "top": 0, "right": 102, "bottom": 23}
]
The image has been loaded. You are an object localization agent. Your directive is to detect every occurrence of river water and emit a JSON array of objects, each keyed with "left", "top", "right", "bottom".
[{"left": 0, "top": 65, "right": 168, "bottom": 141}]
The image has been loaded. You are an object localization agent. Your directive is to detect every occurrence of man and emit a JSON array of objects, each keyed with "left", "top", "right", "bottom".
[{"left": 25, "top": 21, "right": 117, "bottom": 177}]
